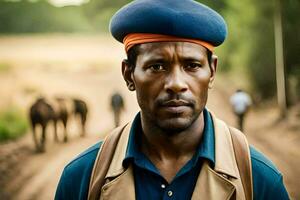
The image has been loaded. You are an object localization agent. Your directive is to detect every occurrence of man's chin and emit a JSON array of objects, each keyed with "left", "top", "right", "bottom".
[{"left": 156, "top": 118, "right": 194, "bottom": 134}]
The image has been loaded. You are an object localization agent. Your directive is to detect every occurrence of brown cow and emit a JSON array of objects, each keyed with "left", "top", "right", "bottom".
[
  {"left": 29, "top": 97, "right": 88, "bottom": 152},
  {"left": 29, "top": 97, "right": 56, "bottom": 152}
]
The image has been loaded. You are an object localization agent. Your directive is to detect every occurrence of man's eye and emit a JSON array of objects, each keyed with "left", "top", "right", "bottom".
[
  {"left": 185, "top": 63, "right": 202, "bottom": 70},
  {"left": 149, "top": 64, "right": 164, "bottom": 71}
]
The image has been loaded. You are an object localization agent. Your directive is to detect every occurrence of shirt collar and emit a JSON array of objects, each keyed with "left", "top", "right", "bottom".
[
  {"left": 123, "top": 112, "right": 143, "bottom": 165},
  {"left": 194, "top": 108, "right": 215, "bottom": 165},
  {"left": 123, "top": 108, "right": 215, "bottom": 167}
]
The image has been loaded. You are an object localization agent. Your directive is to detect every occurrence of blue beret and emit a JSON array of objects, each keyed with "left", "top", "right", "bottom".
[{"left": 110, "top": 0, "right": 228, "bottom": 47}]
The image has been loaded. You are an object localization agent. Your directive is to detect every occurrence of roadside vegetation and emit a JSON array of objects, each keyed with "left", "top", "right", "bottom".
[
  {"left": 0, "top": 106, "right": 29, "bottom": 141},
  {"left": 0, "top": 63, "right": 12, "bottom": 74}
]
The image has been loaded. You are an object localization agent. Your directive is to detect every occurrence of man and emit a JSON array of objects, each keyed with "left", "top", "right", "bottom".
[
  {"left": 110, "top": 92, "right": 125, "bottom": 127},
  {"left": 55, "top": 0, "right": 289, "bottom": 199},
  {"left": 230, "top": 89, "right": 252, "bottom": 131}
]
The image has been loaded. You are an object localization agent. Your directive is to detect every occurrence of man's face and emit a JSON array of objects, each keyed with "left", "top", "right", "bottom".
[{"left": 123, "top": 42, "right": 216, "bottom": 133}]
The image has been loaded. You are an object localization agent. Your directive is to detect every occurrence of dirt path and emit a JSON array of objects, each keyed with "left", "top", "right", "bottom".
[
  {"left": 0, "top": 35, "right": 299, "bottom": 199},
  {"left": 0, "top": 63, "right": 140, "bottom": 200}
]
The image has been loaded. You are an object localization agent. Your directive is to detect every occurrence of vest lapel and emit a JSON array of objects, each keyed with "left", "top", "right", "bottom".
[
  {"left": 100, "top": 166, "right": 135, "bottom": 200},
  {"left": 192, "top": 162, "right": 236, "bottom": 200},
  {"left": 105, "top": 122, "right": 132, "bottom": 179},
  {"left": 211, "top": 112, "right": 246, "bottom": 200},
  {"left": 100, "top": 122, "right": 136, "bottom": 200},
  {"left": 191, "top": 111, "right": 243, "bottom": 200}
]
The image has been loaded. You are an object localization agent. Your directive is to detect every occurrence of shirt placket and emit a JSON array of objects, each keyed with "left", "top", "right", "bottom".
[{"left": 161, "top": 182, "right": 176, "bottom": 199}]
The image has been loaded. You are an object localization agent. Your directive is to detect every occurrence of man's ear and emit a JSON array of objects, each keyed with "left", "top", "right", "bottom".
[
  {"left": 122, "top": 59, "right": 135, "bottom": 91},
  {"left": 209, "top": 54, "right": 218, "bottom": 89}
]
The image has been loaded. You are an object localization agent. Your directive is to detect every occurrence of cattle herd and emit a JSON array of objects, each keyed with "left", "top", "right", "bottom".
[{"left": 29, "top": 97, "right": 88, "bottom": 152}]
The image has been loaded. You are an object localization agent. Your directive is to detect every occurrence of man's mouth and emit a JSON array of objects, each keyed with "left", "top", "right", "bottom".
[
  {"left": 159, "top": 99, "right": 192, "bottom": 113},
  {"left": 161, "top": 99, "right": 191, "bottom": 107}
]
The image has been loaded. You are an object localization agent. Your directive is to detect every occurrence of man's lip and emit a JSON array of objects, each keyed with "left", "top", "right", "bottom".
[{"left": 161, "top": 100, "right": 191, "bottom": 107}]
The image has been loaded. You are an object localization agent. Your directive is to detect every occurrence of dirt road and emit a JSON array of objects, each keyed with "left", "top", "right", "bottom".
[{"left": 0, "top": 35, "right": 299, "bottom": 199}]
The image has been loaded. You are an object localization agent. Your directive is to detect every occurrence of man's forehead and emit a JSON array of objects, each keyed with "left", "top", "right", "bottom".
[{"left": 138, "top": 42, "right": 208, "bottom": 58}]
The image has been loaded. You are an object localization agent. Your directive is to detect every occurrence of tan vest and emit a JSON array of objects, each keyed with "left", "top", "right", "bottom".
[{"left": 88, "top": 112, "right": 253, "bottom": 200}]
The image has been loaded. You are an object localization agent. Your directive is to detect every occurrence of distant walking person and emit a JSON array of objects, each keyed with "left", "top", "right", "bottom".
[
  {"left": 230, "top": 89, "right": 252, "bottom": 131},
  {"left": 110, "top": 92, "right": 125, "bottom": 127}
]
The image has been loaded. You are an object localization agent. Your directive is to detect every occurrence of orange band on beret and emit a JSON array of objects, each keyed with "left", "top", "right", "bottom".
[{"left": 123, "top": 33, "right": 215, "bottom": 53}]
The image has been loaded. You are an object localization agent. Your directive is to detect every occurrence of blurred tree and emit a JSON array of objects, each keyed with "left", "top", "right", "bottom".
[
  {"left": 0, "top": 0, "right": 92, "bottom": 33},
  {"left": 221, "top": 0, "right": 299, "bottom": 104},
  {"left": 282, "top": 0, "right": 300, "bottom": 104},
  {"left": 247, "top": 1, "right": 277, "bottom": 100},
  {"left": 82, "top": 0, "right": 132, "bottom": 31},
  {"left": 195, "top": 0, "right": 227, "bottom": 12},
  {"left": 220, "top": 0, "right": 277, "bottom": 100}
]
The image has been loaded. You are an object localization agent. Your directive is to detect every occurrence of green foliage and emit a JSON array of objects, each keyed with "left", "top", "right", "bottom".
[
  {"left": 0, "top": 107, "right": 29, "bottom": 141},
  {"left": 86, "top": 7, "right": 120, "bottom": 32},
  {"left": 245, "top": 1, "right": 277, "bottom": 99},
  {"left": 282, "top": 0, "right": 300, "bottom": 103},
  {"left": 220, "top": 0, "right": 300, "bottom": 102},
  {"left": 0, "top": 63, "right": 12, "bottom": 73},
  {"left": 0, "top": 0, "right": 92, "bottom": 33},
  {"left": 219, "top": 0, "right": 275, "bottom": 99},
  {"left": 195, "top": 0, "right": 226, "bottom": 12},
  {"left": 282, "top": 0, "right": 300, "bottom": 72}
]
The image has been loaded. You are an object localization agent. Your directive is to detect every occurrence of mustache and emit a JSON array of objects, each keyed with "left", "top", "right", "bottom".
[{"left": 155, "top": 94, "right": 195, "bottom": 107}]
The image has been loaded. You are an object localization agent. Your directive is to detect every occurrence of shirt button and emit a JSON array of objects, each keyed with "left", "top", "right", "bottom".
[
  {"left": 161, "top": 184, "right": 166, "bottom": 189},
  {"left": 167, "top": 190, "right": 173, "bottom": 197}
]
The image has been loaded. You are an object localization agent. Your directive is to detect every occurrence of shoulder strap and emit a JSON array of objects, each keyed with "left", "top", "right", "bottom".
[
  {"left": 88, "top": 124, "right": 128, "bottom": 200},
  {"left": 229, "top": 127, "right": 253, "bottom": 200}
]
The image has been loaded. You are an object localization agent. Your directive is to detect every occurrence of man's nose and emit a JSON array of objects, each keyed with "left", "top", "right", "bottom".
[{"left": 164, "top": 67, "right": 188, "bottom": 94}]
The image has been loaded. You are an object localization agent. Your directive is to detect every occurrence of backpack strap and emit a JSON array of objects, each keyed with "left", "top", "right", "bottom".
[
  {"left": 229, "top": 127, "right": 253, "bottom": 200},
  {"left": 88, "top": 124, "right": 128, "bottom": 200}
]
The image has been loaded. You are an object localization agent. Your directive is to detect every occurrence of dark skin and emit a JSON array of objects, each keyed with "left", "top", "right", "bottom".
[{"left": 122, "top": 42, "right": 217, "bottom": 183}]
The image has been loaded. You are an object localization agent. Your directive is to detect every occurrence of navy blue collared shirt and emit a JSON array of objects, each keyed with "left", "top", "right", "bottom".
[{"left": 123, "top": 109, "right": 214, "bottom": 200}]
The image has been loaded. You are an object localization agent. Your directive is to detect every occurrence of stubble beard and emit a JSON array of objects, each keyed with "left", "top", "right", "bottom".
[
  {"left": 141, "top": 106, "right": 203, "bottom": 136},
  {"left": 158, "top": 111, "right": 202, "bottom": 135}
]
